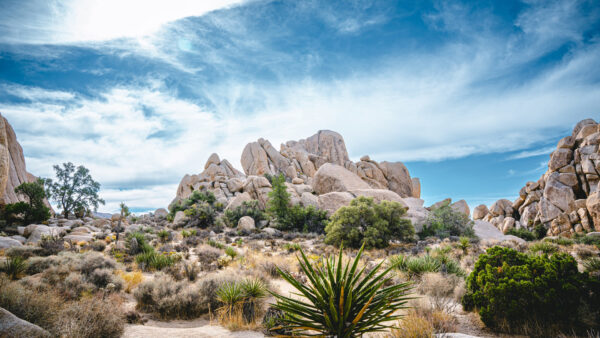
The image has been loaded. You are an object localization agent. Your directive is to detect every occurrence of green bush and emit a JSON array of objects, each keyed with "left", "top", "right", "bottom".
[
  {"left": 506, "top": 228, "right": 536, "bottom": 241},
  {"left": 390, "top": 254, "right": 464, "bottom": 279},
  {"left": 324, "top": 196, "right": 414, "bottom": 249},
  {"left": 419, "top": 201, "right": 474, "bottom": 239},
  {"left": 1, "top": 256, "right": 27, "bottom": 280},
  {"left": 528, "top": 241, "right": 558, "bottom": 254},
  {"left": 267, "top": 174, "right": 291, "bottom": 225},
  {"left": 184, "top": 202, "right": 216, "bottom": 229},
  {"left": 169, "top": 190, "right": 217, "bottom": 219},
  {"left": 223, "top": 200, "right": 266, "bottom": 227},
  {"left": 461, "top": 246, "right": 588, "bottom": 334}
]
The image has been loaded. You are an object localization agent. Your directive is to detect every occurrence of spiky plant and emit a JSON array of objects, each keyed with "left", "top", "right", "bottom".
[
  {"left": 271, "top": 245, "right": 412, "bottom": 337},
  {"left": 2, "top": 256, "right": 27, "bottom": 280}
]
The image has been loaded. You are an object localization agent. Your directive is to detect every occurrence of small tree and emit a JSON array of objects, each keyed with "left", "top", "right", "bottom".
[
  {"left": 46, "top": 162, "right": 105, "bottom": 218},
  {"left": 267, "top": 174, "right": 291, "bottom": 225},
  {"left": 115, "top": 202, "right": 130, "bottom": 241},
  {"left": 3, "top": 179, "right": 51, "bottom": 225},
  {"left": 419, "top": 201, "right": 474, "bottom": 239}
]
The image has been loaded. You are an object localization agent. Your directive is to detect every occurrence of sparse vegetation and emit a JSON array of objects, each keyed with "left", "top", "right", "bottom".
[{"left": 419, "top": 200, "right": 475, "bottom": 239}]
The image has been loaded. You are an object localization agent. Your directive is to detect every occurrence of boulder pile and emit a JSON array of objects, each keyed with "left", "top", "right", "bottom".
[
  {"left": 476, "top": 119, "right": 600, "bottom": 237},
  {"left": 172, "top": 130, "right": 425, "bottom": 224}
]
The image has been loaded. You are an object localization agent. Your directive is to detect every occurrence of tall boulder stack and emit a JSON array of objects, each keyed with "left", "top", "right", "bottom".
[
  {"left": 0, "top": 114, "right": 40, "bottom": 205},
  {"left": 173, "top": 130, "right": 422, "bottom": 217},
  {"left": 479, "top": 119, "right": 600, "bottom": 237}
]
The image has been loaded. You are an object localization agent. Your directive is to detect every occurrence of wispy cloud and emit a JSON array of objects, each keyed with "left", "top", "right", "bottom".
[{"left": 507, "top": 146, "right": 555, "bottom": 160}]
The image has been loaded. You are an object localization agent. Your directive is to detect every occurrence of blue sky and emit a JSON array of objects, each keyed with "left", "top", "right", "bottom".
[{"left": 0, "top": 0, "right": 599, "bottom": 213}]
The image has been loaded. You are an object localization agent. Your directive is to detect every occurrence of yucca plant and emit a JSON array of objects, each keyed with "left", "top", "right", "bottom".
[
  {"left": 217, "top": 281, "right": 245, "bottom": 321},
  {"left": 2, "top": 256, "right": 27, "bottom": 280},
  {"left": 271, "top": 245, "right": 412, "bottom": 337},
  {"left": 241, "top": 278, "right": 267, "bottom": 323}
]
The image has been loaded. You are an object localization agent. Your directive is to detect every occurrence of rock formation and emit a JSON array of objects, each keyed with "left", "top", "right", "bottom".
[
  {"left": 477, "top": 119, "right": 600, "bottom": 237},
  {"left": 172, "top": 130, "right": 421, "bottom": 218},
  {"left": 0, "top": 114, "right": 42, "bottom": 205}
]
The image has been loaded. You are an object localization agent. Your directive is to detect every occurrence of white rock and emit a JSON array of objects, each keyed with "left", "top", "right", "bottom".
[{"left": 237, "top": 216, "right": 256, "bottom": 232}]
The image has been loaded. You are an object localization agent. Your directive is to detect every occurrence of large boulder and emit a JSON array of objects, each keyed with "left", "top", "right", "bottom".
[
  {"left": 318, "top": 192, "right": 355, "bottom": 216},
  {"left": 411, "top": 178, "right": 421, "bottom": 198},
  {"left": 473, "top": 204, "right": 489, "bottom": 220},
  {"left": 586, "top": 192, "right": 600, "bottom": 231},
  {"left": 377, "top": 161, "right": 414, "bottom": 198},
  {"left": 0, "top": 307, "right": 50, "bottom": 338},
  {"left": 349, "top": 189, "right": 407, "bottom": 207},
  {"left": 473, "top": 220, "right": 525, "bottom": 243},
  {"left": 313, "top": 163, "right": 369, "bottom": 195},
  {"left": 225, "top": 192, "right": 253, "bottom": 211},
  {"left": 237, "top": 216, "right": 256, "bottom": 232},
  {"left": 154, "top": 208, "right": 168, "bottom": 218},
  {"left": 0, "top": 237, "right": 23, "bottom": 249},
  {"left": 241, "top": 141, "right": 271, "bottom": 176},
  {"left": 242, "top": 176, "right": 272, "bottom": 209},
  {"left": 450, "top": 200, "right": 470, "bottom": 217}
]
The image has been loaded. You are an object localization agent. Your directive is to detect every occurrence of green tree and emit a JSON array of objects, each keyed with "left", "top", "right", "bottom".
[
  {"left": 267, "top": 174, "right": 291, "bottom": 226},
  {"left": 46, "top": 162, "right": 105, "bottom": 218},
  {"left": 115, "top": 202, "right": 130, "bottom": 241},
  {"left": 3, "top": 179, "right": 51, "bottom": 225},
  {"left": 324, "top": 196, "right": 414, "bottom": 249},
  {"left": 419, "top": 201, "right": 474, "bottom": 239}
]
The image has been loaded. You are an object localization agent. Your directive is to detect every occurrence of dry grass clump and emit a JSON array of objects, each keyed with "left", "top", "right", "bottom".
[
  {"left": 417, "top": 272, "right": 465, "bottom": 312},
  {"left": 0, "top": 275, "right": 124, "bottom": 337},
  {"left": 392, "top": 311, "right": 434, "bottom": 338},
  {"left": 411, "top": 298, "right": 459, "bottom": 334},
  {"left": 196, "top": 244, "right": 223, "bottom": 269},
  {"left": 215, "top": 278, "right": 268, "bottom": 330}
]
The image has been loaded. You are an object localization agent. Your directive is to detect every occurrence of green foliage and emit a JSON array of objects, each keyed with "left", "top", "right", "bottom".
[
  {"left": 135, "top": 249, "right": 178, "bottom": 271},
  {"left": 390, "top": 254, "right": 465, "bottom": 279},
  {"left": 216, "top": 278, "right": 268, "bottom": 323},
  {"left": 184, "top": 202, "right": 216, "bottom": 228},
  {"left": 584, "top": 257, "right": 600, "bottom": 273},
  {"left": 207, "top": 239, "right": 225, "bottom": 249},
  {"left": 506, "top": 228, "right": 537, "bottom": 241},
  {"left": 46, "top": 163, "right": 104, "bottom": 218},
  {"left": 1, "top": 256, "right": 27, "bottom": 280},
  {"left": 462, "top": 246, "right": 588, "bottom": 333},
  {"left": 157, "top": 230, "right": 170, "bottom": 243},
  {"left": 324, "top": 197, "right": 414, "bottom": 249},
  {"left": 267, "top": 174, "right": 291, "bottom": 224},
  {"left": 169, "top": 190, "right": 217, "bottom": 218},
  {"left": 528, "top": 241, "right": 558, "bottom": 254},
  {"left": 223, "top": 200, "right": 266, "bottom": 227},
  {"left": 457, "top": 236, "right": 471, "bottom": 253},
  {"left": 284, "top": 204, "right": 329, "bottom": 233},
  {"left": 225, "top": 246, "right": 238, "bottom": 259},
  {"left": 533, "top": 224, "right": 547, "bottom": 240},
  {"left": 546, "top": 237, "right": 574, "bottom": 246},
  {"left": 2, "top": 179, "right": 51, "bottom": 225},
  {"left": 271, "top": 245, "right": 412, "bottom": 337},
  {"left": 419, "top": 201, "right": 474, "bottom": 239},
  {"left": 283, "top": 243, "right": 301, "bottom": 252}
]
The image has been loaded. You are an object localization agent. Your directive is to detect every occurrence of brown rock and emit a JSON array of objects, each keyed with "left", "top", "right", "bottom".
[
  {"left": 548, "top": 148, "right": 573, "bottom": 172},
  {"left": 473, "top": 204, "right": 489, "bottom": 220},
  {"left": 411, "top": 178, "right": 421, "bottom": 198},
  {"left": 318, "top": 191, "right": 355, "bottom": 216},
  {"left": 349, "top": 189, "right": 407, "bottom": 207},
  {"left": 313, "top": 163, "right": 370, "bottom": 195},
  {"left": 557, "top": 136, "right": 575, "bottom": 149},
  {"left": 451, "top": 200, "right": 470, "bottom": 217},
  {"left": 378, "top": 161, "right": 414, "bottom": 197},
  {"left": 241, "top": 142, "right": 270, "bottom": 176},
  {"left": 586, "top": 192, "right": 600, "bottom": 230},
  {"left": 543, "top": 174, "right": 575, "bottom": 212}
]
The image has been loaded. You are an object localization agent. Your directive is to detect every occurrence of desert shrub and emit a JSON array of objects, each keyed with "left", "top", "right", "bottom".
[
  {"left": 417, "top": 272, "right": 465, "bottom": 312},
  {"left": 533, "top": 224, "right": 547, "bottom": 239},
  {"left": 134, "top": 273, "right": 204, "bottom": 319},
  {"left": 89, "top": 240, "right": 107, "bottom": 252},
  {"left": 324, "top": 196, "right": 414, "bottom": 249},
  {"left": 284, "top": 204, "right": 329, "bottom": 233},
  {"left": 184, "top": 202, "right": 216, "bottom": 228},
  {"left": 419, "top": 201, "right": 474, "bottom": 239},
  {"left": 1, "top": 256, "right": 27, "bottom": 280},
  {"left": 0, "top": 276, "right": 63, "bottom": 333},
  {"left": 410, "top": 297, "right": 459, "bottom": 334},
  {"left": 6, "top": 246, "right": 42, "bottom": 259},
  {"left": 126, "top": 231, "right": 152, "bottom": 255},
  {"left": 89, "top": 268, "right": 123, "bottom": 290},
  {"left": 157, "top": 229, "right": 170, "bottom": 242},
  {"left": 576, "top": 235, "right": 600, "bottom": 248},
  {"left": 584, "top": 257, "right": 600, "bottom": 273},
  {"left": 462, "top": 246, "right": 588, "bottom": 334},
  {"left": 169, "top": 190, "right": 217, "bottom": 218},
  {"left": 56, "top": 295, "right": 124, "bottom": 338},
  {"left": 207, "top": 239, "right": 226, "bottom": 249},
  {"left": 78, "top": 251, "right": 117, "bottom": 275},
  {"left": 267, "top": 174, "right": 291, "bottom": 224},
  {"left": 196, "top": 245, "right": 222, "bottom": 267},
  {"left": 225, "top": 246, "right": 238, "bottom": 259},
  {"left": 118, "top": 270, "right": 143, "bottom": 292},
  {"left": 391, "top": 311, "right": 434, "bottom": 338},
  {"left": 216, "top": 278, "right": 267, "bottom": 328},
  {"left": 506, "top": 228, "right": 537, "bottom": 241},
  {"left": 26, "top": 255, "right": 59, "bottom": 275},
  {"left": 135, "top": 248, "right": 178, "bottom": 271},
  {"left": 223, "top": 200, "right": 266, "bottom": 227},
  {"left": 271, "top": 244, "right": 412, "bottom": 336},
  {"left": 457, "top": 236, "right": 471, "bottom": 253},
  {"left": 547, "top": 237, "right": 575, "bottom": 246},
  {"left": 390, "top": 254, "right": 464, "bottom": 279},
  {"left": 39, "top": 235, "right": 65, "bottom": 256},
  {"left": 528, "top": 241, "right": 558, "bottom": 254}
]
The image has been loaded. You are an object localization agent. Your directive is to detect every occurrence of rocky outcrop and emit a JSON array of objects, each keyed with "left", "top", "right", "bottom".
[
  {"left": 173, "top": 130, "right": 421, "bottom": 217},
  {"left": 485, "top": 119, "right": 600, "bottom": 237},
  {"left": 0, "top": 114, "right": 41, "bottom": 205}
]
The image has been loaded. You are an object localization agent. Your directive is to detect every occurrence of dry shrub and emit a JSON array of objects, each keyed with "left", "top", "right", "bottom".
[
  {"left": 55, "top": 295, "right": 124, "bottom": 338},
  {"left": 417, "top": 272, "right": 465, "bottom": 312},
  {"left": 196, "top": 244, "right": 223, "bottom": 268},
  {"left": 410, "top": 298, "right": 459, "bottom": 334},
  {"left": 574, "top": 244, "right": 598, "bottom": 260},
  {"left": 134, "top": 273, "right": 207, "bottom": 319},
  {"left": 0, "top": 276, "right": 124, "bottom": 337},
  {"left": 392, "top": 311, "right": 434, "bottom": 338},
  {"left": 118, "top": 270, "right": 143, "bottom": 292}
]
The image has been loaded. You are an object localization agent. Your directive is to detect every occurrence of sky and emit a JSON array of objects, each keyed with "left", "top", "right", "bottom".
[{"left": 0, "top": 0, "right": 599, "bottom": 214}]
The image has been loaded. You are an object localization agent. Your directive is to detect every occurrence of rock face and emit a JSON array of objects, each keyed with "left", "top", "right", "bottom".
[
  {"left": 485, "top": 119, "right": 600, "bottom": 237},
  {"left": 172, "top": 130, "right": 422, "bottom": 217},
  {"left": 0, "top": 114, "right": 41, "bottom": 205}
]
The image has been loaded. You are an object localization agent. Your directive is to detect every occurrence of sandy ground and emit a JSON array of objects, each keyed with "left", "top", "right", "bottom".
[{"left": 123, "top": 318, "right": 264, "bottom": 338}]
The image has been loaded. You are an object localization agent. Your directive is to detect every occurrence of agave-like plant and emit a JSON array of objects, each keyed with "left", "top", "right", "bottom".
[
  {"left": 271, "top": 245, "right": 412, "bottom": 337},
  {"left": 2, "top": 256, "right": 27, "bottom": 280}
]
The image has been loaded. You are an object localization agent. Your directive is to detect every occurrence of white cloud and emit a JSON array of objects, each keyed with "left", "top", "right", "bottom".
[
  {"left": 0, "top": 0, "right": 250, "bottom": 44},
  {"left": 507, "top": 146, "right": 555, "bottom": 160}
]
